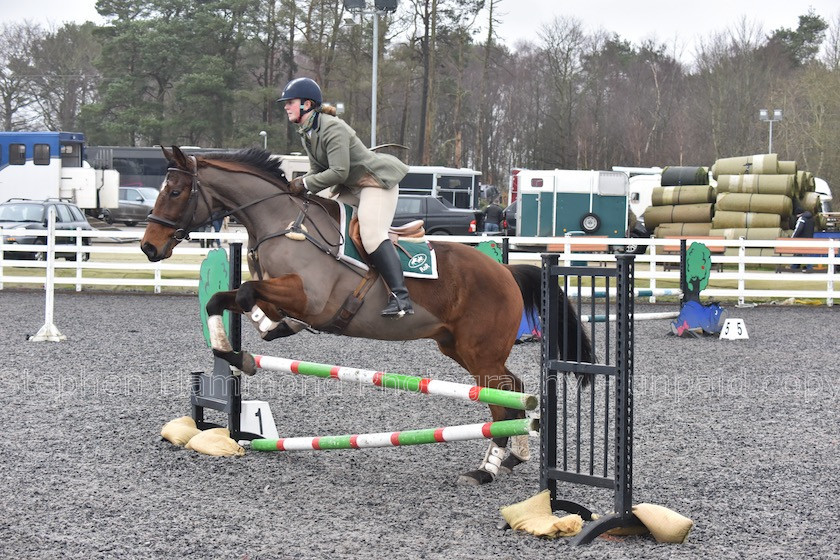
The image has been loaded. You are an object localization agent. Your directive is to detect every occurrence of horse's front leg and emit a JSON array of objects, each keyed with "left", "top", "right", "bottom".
[{"left": 205, "top": 290, "right": 258, "bottom": 374}]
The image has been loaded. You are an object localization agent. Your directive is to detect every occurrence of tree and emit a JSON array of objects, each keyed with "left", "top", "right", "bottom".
[
  {"left": 0, "top": 23, "right": 41, "bottom": 130},
  {"left": 28, "top": 23, "right": 101, "bottom": 131},
  {"left": 766, "top": 10, "right": 828, "bottom": 67}
]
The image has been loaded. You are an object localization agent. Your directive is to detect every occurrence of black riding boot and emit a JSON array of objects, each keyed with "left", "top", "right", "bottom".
[{"left": 368, "top": 241, "right": 414, "bottom": 318}]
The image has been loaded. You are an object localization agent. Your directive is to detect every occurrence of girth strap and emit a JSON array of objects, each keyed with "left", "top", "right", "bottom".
[{"left": 320, "top": 268, "right": 380, "bottom": 334}]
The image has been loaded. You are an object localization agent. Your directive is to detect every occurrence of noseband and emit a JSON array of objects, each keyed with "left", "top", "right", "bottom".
[{"left": 147, "top": 166, "right": 209, "bottom": 241}]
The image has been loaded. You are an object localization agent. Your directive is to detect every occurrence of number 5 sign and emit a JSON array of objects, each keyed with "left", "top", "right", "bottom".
[{"left": 720, "top": 318, "right": 749, "bottom": 340}]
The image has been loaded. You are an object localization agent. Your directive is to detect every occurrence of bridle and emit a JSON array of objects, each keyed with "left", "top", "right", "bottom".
[{"left": 147, "top": 164, "right": 209, "bottom": 242}]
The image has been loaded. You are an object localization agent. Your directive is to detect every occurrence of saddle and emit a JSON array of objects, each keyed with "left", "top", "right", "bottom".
[
  {"left": 323, "top": 217, "right": 425, "bottom": 334},
  {"left": 347, "top": 215, "right": 425, "bottom": 261}
]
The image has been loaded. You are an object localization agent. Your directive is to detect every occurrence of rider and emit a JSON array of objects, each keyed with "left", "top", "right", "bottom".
[{"left": 277, "top": 77, "right": 414, "bottom": 318}]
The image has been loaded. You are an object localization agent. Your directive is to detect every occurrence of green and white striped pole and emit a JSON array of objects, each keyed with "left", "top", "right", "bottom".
[
  {"left": 250, "top": 418, "right": 538, "bottom": 451},
  {"left": 253, "top": 355, "right": 538, "bottom": 411}
]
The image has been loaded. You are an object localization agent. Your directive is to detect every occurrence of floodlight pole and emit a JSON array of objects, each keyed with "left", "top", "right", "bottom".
[
  {"left": 371, "top": 12, "right": 379, "bottom": 148},
  {"left": 759, "top": 109, "right": 782, "bottom": 154}
]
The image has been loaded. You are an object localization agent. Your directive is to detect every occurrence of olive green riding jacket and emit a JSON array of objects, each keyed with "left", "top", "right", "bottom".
[{"left": 298, "top": 112, "right": 408, "bottom": 194}]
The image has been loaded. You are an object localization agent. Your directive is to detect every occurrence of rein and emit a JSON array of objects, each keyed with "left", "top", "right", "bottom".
[
  {"left": 151, "top": 160, "right": 361, "bottom": 278},
  {"left": 248, "top": 195, "right": 364, "bottom": 280}
]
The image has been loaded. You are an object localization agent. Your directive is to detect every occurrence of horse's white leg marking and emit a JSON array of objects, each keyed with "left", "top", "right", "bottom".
[
  {"left": 509, "top": 434, "right": 530, "bottom": 462},
  {"left": 208, "top": 315, "right": 232, "bottom": 352},
  {"left": 248, "top": 305, "right": 280, "bottom": 335}
]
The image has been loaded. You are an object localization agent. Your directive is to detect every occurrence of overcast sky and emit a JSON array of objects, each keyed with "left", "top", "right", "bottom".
[{"left": 4, "top": 0, "right": 839, "bottom": 60}]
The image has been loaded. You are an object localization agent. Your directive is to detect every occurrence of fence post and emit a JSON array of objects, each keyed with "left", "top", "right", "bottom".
[
  {"left": 29, "top": 208, "right": 65, "bottom": 342},
  {"left": 75, "top": 227, "right": 83, "bottom": 292},
  {"left": 827, "top": 241, "right": 836, "bottom": 308},
  {"left": 738, "top": 237, "right": 746, "bottom": 306}
]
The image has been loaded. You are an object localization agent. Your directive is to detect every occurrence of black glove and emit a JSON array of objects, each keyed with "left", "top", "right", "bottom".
[{"left": 289, "top": 177, "right": 307, "bottom": 195}]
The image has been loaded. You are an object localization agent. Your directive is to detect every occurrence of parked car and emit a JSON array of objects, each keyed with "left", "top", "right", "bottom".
[
  {"left": 101, "top": 186, "right": 159, "bottom": 226},
  {"left": 392, "top": 195, "right": 479, "bottom": 235},
  {"left": 501, "top": 200, "right": 517, "bottom": 236},
  {"left": 0, "top": 199, "right": 93, "bottom": 260}
]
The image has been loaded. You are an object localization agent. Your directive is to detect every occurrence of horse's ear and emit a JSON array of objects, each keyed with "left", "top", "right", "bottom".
[
  {"left": 171, "top": 146, "right": 189, "bottom": 168},
  {"left": 161, "top": 146, "right": 173, "bottom": 161}
]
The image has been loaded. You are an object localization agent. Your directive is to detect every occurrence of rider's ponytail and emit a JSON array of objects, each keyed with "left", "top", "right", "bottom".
[{"left": 318, "top": 103, "right": 338, "bottom": 117}]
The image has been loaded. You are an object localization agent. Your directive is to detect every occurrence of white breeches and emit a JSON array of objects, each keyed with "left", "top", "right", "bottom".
[{"left": 332, "top": 186, "right": 399, "bottom": 253}]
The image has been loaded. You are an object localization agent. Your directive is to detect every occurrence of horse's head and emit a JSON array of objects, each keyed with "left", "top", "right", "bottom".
[{"left": 141, "top": 146, "right": 208, "bottom": 261}]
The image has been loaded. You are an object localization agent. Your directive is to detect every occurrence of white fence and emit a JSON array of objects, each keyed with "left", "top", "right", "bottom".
[{"left": 1, "top": 227, "right": 838, "bottom": 306}]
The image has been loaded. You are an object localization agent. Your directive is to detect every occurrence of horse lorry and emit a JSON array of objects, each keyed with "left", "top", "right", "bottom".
[{"left": 0, "top": 131, "right": 118, "bottom": 213}]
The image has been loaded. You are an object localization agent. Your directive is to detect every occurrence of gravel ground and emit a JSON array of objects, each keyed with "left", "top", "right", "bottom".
[{"left": 0, "top": 290, "right": 837, "bottom": 559}]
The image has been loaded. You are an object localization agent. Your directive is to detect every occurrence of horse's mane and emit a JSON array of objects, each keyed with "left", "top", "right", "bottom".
[{"left": 197, "top": 148, "right": 289, "bottom": 186}]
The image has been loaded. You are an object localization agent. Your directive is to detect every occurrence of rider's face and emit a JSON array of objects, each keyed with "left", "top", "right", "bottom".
[{"left": 284, "top": 99, "right": 306, "bottom": 123}]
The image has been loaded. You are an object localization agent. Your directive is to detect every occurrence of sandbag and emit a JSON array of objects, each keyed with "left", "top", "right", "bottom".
[
  {"left": 660, "top": 166, "right": 709, "bottom": 186},
  {"left": 499, "top": 489, "right": 583, "bottom": 539},
  {"left": 185, "top": 427, "right": 246, "bottom": 457},
  {"left": 651, "top": 185, "right": 715, "bottom": 206},
  {"left": 711, "top": 154, "right": 778, "bottom": 178},
  {"left": 711, "top": 211, "right": 781, "bottom": 229},
  {"left": 715, "top": 174, "right": 795, "bottom": 197},
  {"left": 642, "top": 204, "right": 715, "bottom": 230},
  {"left": 715, "top": 193, "right": 793, "bottom": 219},
  {"left": 653, "top": 222, "right": 712, "bottom": 237},
  {"left": 161, "top": 416, "right": 201, "bottom": 446},
  {"left": 708, "top": 227, "right": 786, "bottom": 240},
  {"left": 632, "top": 503, "right": 694, "bottom": 544}
]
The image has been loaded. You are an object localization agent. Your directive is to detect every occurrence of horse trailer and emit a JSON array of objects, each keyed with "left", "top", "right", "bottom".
[{"left": 512, "top": 169, "right": 629, "bottom": 237}]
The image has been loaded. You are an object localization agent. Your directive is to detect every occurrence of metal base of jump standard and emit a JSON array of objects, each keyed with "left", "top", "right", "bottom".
[
  {"left": 540, "top": 253, "right": 644, "bottom": 545},
  {"left": 191, "top": 243, "right": 279, "bottom": 441},
  {"left": 191, "top": 243, "right": 540, "bottom": 448}
]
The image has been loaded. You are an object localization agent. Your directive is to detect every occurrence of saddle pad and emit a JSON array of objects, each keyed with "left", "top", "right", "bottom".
[{"left": 337, "top": 203, "right": 438, "bottom": 279}]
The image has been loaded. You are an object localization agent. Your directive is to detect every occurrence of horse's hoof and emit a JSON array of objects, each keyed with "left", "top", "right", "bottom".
[
  {"left": 498, "top": 453, "right": 525, "bottom": 475},
  {"left": 457, "top": 469, "right": 496, "bottom": 486},
  {"left": 262, "top": 322, "right": 296, "bottom": 341},
  {"left": 239, "top": 352, "right": 256, "bottom": 376}
]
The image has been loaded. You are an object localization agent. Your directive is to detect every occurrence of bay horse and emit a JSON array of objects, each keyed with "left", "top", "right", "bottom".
[{"left": 141, "top": 146, "right": 592, "bottom": 485}]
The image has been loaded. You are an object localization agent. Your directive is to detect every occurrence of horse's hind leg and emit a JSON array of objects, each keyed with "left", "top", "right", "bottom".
[{"left": 436, "top": 340, "right": 529, "bottom": 485}]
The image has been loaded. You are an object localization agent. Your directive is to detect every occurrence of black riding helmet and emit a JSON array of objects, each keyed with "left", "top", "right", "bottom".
[{"left": 277, "top": 77, "right": 322, "bottom": 112}]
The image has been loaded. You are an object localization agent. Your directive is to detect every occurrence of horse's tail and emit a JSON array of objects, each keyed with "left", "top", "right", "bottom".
[{"left": 507, "top": 264, "right": 594, "bottom": 386}]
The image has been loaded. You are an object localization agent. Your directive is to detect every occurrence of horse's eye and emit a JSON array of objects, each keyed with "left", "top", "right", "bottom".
[{"left": 170, "top": 189, "right": 182, "bottom": 197}]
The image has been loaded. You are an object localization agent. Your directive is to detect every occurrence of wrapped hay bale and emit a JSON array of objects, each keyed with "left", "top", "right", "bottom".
[
  {"left": 642, "top": 203, "right": 715, "bottom": 230},
  {"left": 715, "top": 174, "right": 795, "bottom": 197},
  {"left": 817, "top": 213, "right": 827, "bottom": 230},
  {"left": 778, "top": 160, "right": 798, "bottom": 175},
  {"left": 711, "top": 154, "right": 778, "bottom": 178},
  {"left": 796, "top": 171, "right": 815, "bottom": 197},
  {"left": 651, "top": 185, "right": 715, "bottom": 206},
  {"left": 161, "top": 416, "right": 201, "bottom": 446},
  {"left": 660, "top": 166, "right": 709, "bottom": 186},
  {"left": 715, "top": 192, "right": 793, "bottom": 219},
  {"left": 653, "top": 222, "right": 713, "bottom": 237},
  {"left": 711, "top": 210, "right": 781, "bottom": 229},
  {"left": 799, "top": 192, "right": 821, "bottom": 214},
  {"left": 708, "top": 227, "right": 785, "bottom": 240}
]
